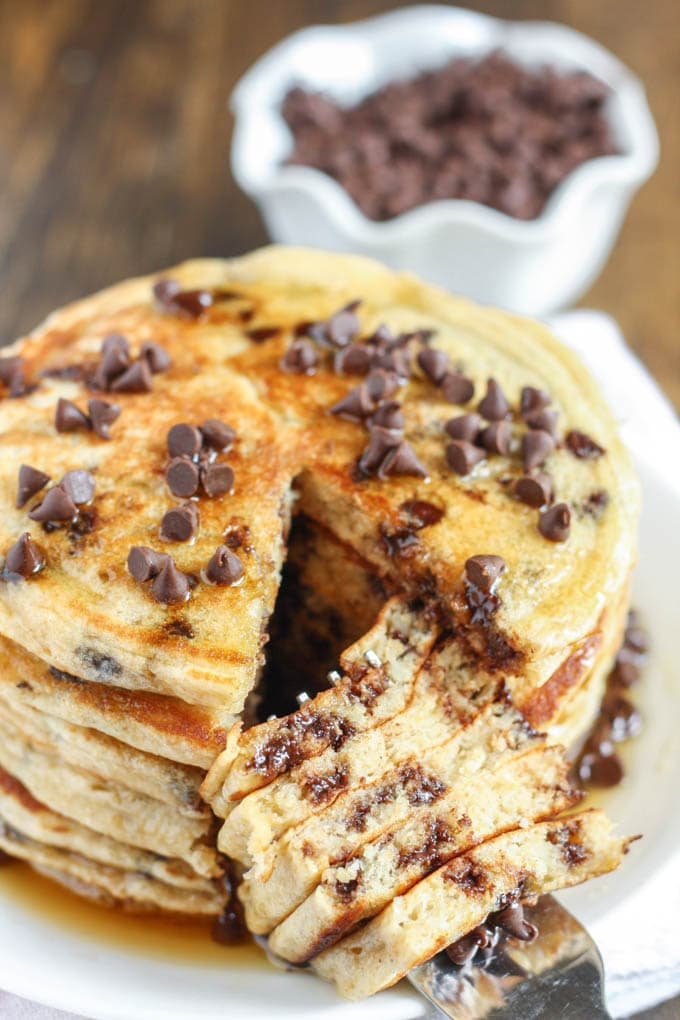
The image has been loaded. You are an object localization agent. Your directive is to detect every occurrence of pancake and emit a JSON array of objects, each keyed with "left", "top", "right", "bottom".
[
  {"left": 0, "top": 716, "right": 217, "bottom": 875},
  {"left": 0, "top": 248, "right": 638, "bottom": 733},
  {"left": 0, "top": 634, "right": 226, "bottom": 767},
  {"left": 0, "top": 766, "right": 216, "bottom": 895}
]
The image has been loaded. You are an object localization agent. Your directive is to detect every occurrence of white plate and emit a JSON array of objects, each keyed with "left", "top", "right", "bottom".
[{"left": 0, "top": 312, "right": 678, "bottom": 1020}]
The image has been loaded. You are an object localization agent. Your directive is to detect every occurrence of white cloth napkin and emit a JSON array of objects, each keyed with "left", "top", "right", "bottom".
[{"left": 2, "top": 311, "right": 679, "bottom": 1020}]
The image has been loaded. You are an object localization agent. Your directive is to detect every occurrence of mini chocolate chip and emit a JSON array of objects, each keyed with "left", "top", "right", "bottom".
[
  {"left": 478, "top": 378, "right": 510, "bottom": 421},
  {"left": 400, "top": 499, "right": 444, "bottom": 528},
  {"left": 55, "top": 398, "right": 91, "bottom": 433},
  {"left": 110, "top": 359, "right": 153, "bottom": 394},
  {"left": 88, "top": 398, "right": 121, "bottom": 440},
  {"left": 205, "top": 545, "right": 244, "bottom": 586},
  {"left": 167, "top": 423, "right": 203, "bottom": 459},
  {"left": 365, "top": 368, "right": 400, "bottom": 402},
  {"left": 522, "top": 429, "right": 555, "bottom": 471},
  {"left": 525, "top": 408, "right": 559, "bottom": 436},
  {"left": 60, "top": 470, "right": 95, "bottom": 505},
  {"left": 159, "top": 503, "right": 199, "bottom": 542},
  {"left": 16, "top": 465, "right": 50, "bottom": 508},
  {"left": 538, "top": 502, "right": 571, "bottom": 542},
  {"left": 492, "top": 904, "right": 538, "bottom": 942},
  {"left": 441, "top": 371, "right": 474, "bottom": 405},
  {"left": 480, "top": 420, "right": 511, "bottom": 455},
  {"left": 3, "top": 533, "right": 45, "bottom": 579},
  {"left": 330, "top": 384, "right": 374, "bottom": 423},
  {"left": 127, "top": 546, "right": 166, "bottom": 582},
  {"left": 624, "top": 624, "right": 648, "bottom": 656},
  {"left": 151, "top": 556, "right": 190, "bottom": 604},
  {"left": 280, "top": 338, "right": 318, "bottom": 374},
  {"left": 335, "top": 345, "right": 373, "bottom": 375},
  {"left": 445, "top": 413, "right": 482, "bottom": 443},
  {"left": 417, "top": 347, "right": 449, "bottom": 385},
  {"left": 379, "top": 441, "right": 428, "bottom": 480},
  {"left": 325, "top": 301, "right": 361, "bottom": 348},
  {"left": 247, "top": 326, "right": 280, "bottom": 343},
  {"left": 152, "top": 278, "right": 180, "bottom": 308},
  {"left": 566, "top": 430, "right": 605, "bottom": 459},
  {"left": 166, "top": 457, "right": 200, "bottom": 498},
  {"left": 140, "top": 342, "right": 171, "bottom": 373},
  {"left": 201, "top": 419, "right": 236, "bottom": 452},
  {"left": 372, "top": 400, "right": 404, "bottom": 430},
  {"left": 465, "top": 554, "right": 506, "bottom": 593},
  {"left": 28, "top": 486, "right": 77, "bottom": 522},
  {"left": 358, "top": 426, "right": 402, "bottom": 476},
  {"left": 373, "top": 346, "right": 410, "bottom": 380},
  {"left": 0, "top": 356, "right": 26, "bottom": 396},
  {"left": 172, "top": 289, "right": 214, "bottom": 319},
  {"left": 101, "top": 333, "right": 130, "bottom": 358},
  {"left": 93, "top": 344, "right": 130, "bottom": 390},
  {"left": 446, "top": 440, "right": 485, "bottom": 476},
  {"left": 515, "top": 473, "right": 553, "bottom": 507},
  {"left": 520, "top": 386, "right": 551, "bottom": 417},
  {"left": 201, "top": 462, "right": 234, "bottom": 498}
]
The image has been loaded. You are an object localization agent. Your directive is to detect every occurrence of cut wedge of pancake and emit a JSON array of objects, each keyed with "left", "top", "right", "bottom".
[
  {"left": 203, "top": 597, "right": 629, "bottom": 995},
  {"left": 311, "top": 811, "right": 627, "bottom": 999}
]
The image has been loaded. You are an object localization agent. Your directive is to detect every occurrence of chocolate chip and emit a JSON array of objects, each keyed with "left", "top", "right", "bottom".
[
  {"left": 151, "top": 556, "right": 190, "bottom": 604},
  {"left": 334, "top": 344, "right": 372, "bottom": 375},
  {"left": 140, "top": 342, "right": 171, "bottom": 374},
  {"left": 247, "top": 326, "right": 280, "bottom": 343},
  {"left": 365, "top": 368, "right": 400, "bottom": 402},
  {"left": 205, "top": 546, "right": 244, "bottom": 586},
  {"left": 55, "top": 398, "right": 91, "bottom": 433},
  {"left": 514, "top": 472, "right": 553, "bottom": 507},
  {"left": 3, "top": 533, "right": 45, "bottom": 579},
  {"left": 538, "top": 502, "right": 571, "bottom": 542},
  {"left": 0, "top": 356, "right": 26, "bottom": 396},
  {"left": 441, "top": 372, "right": 474, "bottom": 405},
  {"left": 159, "top": 503, "right": 199, "bottom": 542},
  {"left": 417, "top": 347, "right": 449, "bottom": 385},
  {"left": 28, "top": 486, "right": 77, "bottom": 522},
  {"left": 400, "top": 499, "right": 444, "bottom": 528},
  {"left": 491, "top": 904, "right": 538, "bottom": 942},
  {"left": 166, "top": 457, "right": 200, "bottom": 498},
  {"left": 372, "top": 400, "right": 404, "bottom": 430},
  {"left": 525, "top": 408, "right": 559, "bottom": 436},
  {"left": 358, "top": 426, "right": 402, "bottom": 476},
  {"left": 16, "top": 465, "right": 50, "bottom": 508},
  {"left": 480, "top": 420, "right": 511, "bottom": 455},
  {"left": 280, "top": 338, "right": 318, "bottom": 374},
  {"left": 478, "top": 379, "right": 510, "bottom": 421},
  {"left": 93, "top": 343, "right": 130, "bottom": 390},
  {"left": 88, "top": 398, "right": 121, "bottom": 440},
  {"left": 330, "top": 383, "right": 374, "bottom": 423},
  {"left": 201, "top": 462, "right": 235, "bottom": 498},
  {"left": 445, "top": 413, "right": 482, "bottom": 443},
  {"left": 378, "top": 441, "right": 428, "bottom": 480},
  {"left": 110, "top": 359, "right": 153, "bottom": 394},
  {"left": 325, "top": 301, "right": 361, "bottom": 348},
  {"left": 465, "top": 554, "right": 506, "bottom": 593},
  {"left": 201, "top": 419, "right": 236, "bottom": 452},
  {"left": 152, "top": 278, "right": 180, "bottom": 308},
  {"left": 566, "top": 430, "right": 605, "bottom": 459},
  {"left": 167, "top": 423, "right": 203, "bottom": 459},
  {"left": 154, "top": 279, "right": 214, "bottom": 319},
  {"left": 446, "top": 440, "right": 485, "bottom": 476},
  {"left": 127, "top": 546, "right": 166, "bottom": 582},
  {"left": 520, "top": 386, "right": 551, "bottom": 417},
  {"left": 60, "top": 470, "right": 95, "bottom": 505},
  {"left": 522, "top": 429, "right": 555, "bottom": 471},
  {"left": 101, "top": 333, "right": 130, "bottom": 358}
]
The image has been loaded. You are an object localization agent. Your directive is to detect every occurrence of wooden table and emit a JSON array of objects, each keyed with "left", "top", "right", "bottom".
[{"left": 0, "top": 0, "right": 677, "bottom": 407}]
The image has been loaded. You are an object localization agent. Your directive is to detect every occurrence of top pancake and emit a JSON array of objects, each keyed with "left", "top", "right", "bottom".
[{"left": 0, "top": 248, "right": 639, "bottom": 721}]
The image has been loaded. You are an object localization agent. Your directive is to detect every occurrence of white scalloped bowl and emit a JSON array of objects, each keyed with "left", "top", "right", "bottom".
[{"left": 231, "top": 5, "right": 658, "bottom": 316}]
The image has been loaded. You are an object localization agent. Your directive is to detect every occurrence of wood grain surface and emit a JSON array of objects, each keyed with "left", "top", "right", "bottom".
[{"left": 0, "top": 0, "right": 677, "bottom": 407}]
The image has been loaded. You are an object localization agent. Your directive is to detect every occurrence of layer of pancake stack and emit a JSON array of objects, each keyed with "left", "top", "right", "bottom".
[{"left": 0, "top": 249, "right": 638, "bottom": 996}]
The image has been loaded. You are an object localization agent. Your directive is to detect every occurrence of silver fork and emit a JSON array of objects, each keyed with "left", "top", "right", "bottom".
[{"left": 409, "top": 895, "right": 611, "bottom": 1019}]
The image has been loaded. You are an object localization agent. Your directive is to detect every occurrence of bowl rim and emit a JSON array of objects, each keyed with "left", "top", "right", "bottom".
[{"left": 230, "top": 4, "right": 659, "bottom": 244}]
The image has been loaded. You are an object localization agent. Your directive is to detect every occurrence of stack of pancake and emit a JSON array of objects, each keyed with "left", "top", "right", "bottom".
[{"left": 0, "top": 248, "right": 639, "bottom": 994}]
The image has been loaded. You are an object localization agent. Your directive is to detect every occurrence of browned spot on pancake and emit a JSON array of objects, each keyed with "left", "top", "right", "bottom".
[
  {"left": 523, "top": 632, "right": 602, "bottom": 726},
  {"left": 297, "top": 904, "right": 366, "bottom": 962},
  {"left": 0, "top": 766, "right": 47, "bottom": 813}
]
